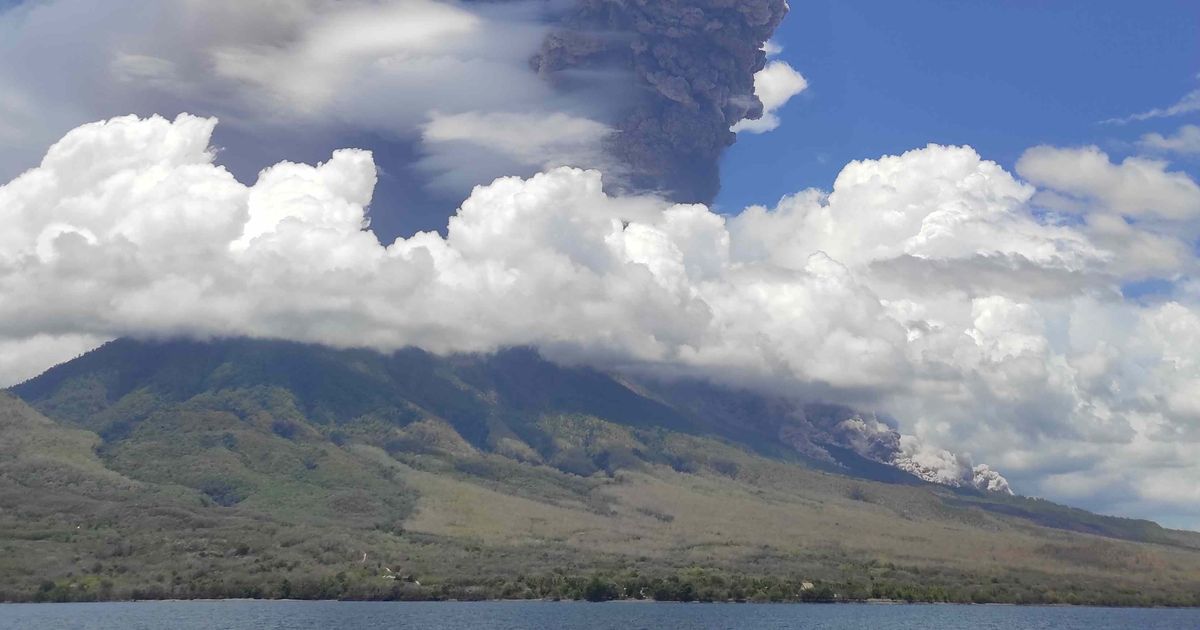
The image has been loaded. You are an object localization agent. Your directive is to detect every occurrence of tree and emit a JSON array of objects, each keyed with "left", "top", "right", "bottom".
[{"left": 582, "top": 576, "right": 620, "bottom": 602}]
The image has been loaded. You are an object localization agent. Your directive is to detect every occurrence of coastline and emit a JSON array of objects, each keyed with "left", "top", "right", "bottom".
[{"left": 3, "top": 596, "right": 1197, "bottom": 610}]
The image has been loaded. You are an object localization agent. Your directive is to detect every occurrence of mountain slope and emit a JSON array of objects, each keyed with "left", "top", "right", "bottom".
[{"left": 5, "top": 338, "right": 1200, "bottom": 605}]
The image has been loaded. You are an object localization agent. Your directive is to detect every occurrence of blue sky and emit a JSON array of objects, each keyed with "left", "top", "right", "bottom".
[{"left": 718, "top": 0, "right": 1200, "bottom": 213}]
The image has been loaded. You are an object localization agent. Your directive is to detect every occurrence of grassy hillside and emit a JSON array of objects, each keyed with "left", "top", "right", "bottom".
[{"left": 4, "top": 338, "right": 1200, "bottom": 605}]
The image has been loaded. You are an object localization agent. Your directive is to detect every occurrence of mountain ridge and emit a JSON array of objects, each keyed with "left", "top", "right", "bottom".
[
  {"left": 4, "top": 337, "right": 1200, "bottom": 605},
  {"left": 11, "top": 338, "right": 998, "bottom": 491}
]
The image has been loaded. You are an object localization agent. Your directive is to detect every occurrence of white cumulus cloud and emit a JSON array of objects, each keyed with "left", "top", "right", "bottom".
[
  {"left": 5, "top": 115, "right": 1200, "bottom": 525},
  {"left": 733, "top": 60, "right": 808, "bottom": 134}
]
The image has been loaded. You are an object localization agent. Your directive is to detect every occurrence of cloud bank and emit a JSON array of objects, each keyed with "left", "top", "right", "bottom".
[{"left": 5, "top": 115, "right": 1200, "bottom": 523}]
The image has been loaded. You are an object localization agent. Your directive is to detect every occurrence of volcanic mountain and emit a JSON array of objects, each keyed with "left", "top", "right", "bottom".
[{"left": 3, "top": 337, "right": 1200, "bottom": 605}]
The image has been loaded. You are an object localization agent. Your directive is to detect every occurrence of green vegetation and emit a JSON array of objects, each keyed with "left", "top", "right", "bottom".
[
  {"left": 13, "top": 565, "right": 1200, "bottom": 607},
  {"left": 4, "top": 338, "right": 1200, "bottom": 606}
]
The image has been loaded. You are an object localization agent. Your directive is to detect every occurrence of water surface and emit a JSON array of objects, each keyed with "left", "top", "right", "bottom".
[{"left": 1, "top": 600, "right": 1198, "bottom": 630}]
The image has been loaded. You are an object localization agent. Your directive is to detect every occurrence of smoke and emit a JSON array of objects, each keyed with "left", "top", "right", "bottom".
[
  {"left": 895, "top": 436, "right": 1012, "bottom": 495},
  {"left": 528, "top": 0, "right": 790, "bottom": 202},
  {"left": 782, "top": 404, "right": 1013, "bottom": 494},
  {"left": 0, "top": 0, "right": 798, "bottom": 235}
]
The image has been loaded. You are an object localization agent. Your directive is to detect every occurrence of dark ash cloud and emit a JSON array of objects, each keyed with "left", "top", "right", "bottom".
[{"left": 528, "top": 0, "right": 789, "bottom": 203}]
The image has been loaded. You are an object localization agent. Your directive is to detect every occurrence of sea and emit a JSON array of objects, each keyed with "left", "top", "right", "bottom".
[{"left": 0, "top": 600, "right": 1197, "bottom": 630}]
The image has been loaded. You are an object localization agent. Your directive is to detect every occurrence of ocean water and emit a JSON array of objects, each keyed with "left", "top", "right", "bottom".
[{"left": 0, "top": 600, "right": 1197, "bottom": 630}]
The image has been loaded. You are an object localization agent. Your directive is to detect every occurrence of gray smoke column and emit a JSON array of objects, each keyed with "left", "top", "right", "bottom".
[{"left": 529, "top": 0, "right": 789, "bottom": 203}]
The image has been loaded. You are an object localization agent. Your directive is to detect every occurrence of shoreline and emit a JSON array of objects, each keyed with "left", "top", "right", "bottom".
[{"left": 3, "top": 598, "right": 1198, "bottom": 610}]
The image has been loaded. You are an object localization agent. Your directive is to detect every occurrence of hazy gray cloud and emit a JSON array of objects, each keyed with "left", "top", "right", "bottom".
[
  {"left": 1017, "top": 145, "right": 1200, "bottom": 221},
  {"left": 1016, "top": 145, "right": 1200, "bottom": 282},
  {"left": 1102, "top": 86, "right": 1200, "bottom": 125},
  {"left": 867, "top": 254, "right": 1108, "bottom": 299},
  {"left": 1139, "top": 124, "right": 1200, "bottom": 156},
  {"left": 0, "top": 0, "right": 789, "bottom": 224},
  {"left": 418, "top": 111, "right": 615, "bottom": 193},
  {"left": 0, "top": 0, "right": 571, "bottom": 194},
  {"left": 0, "top": 334, "right": 107, "bottom": 386}
]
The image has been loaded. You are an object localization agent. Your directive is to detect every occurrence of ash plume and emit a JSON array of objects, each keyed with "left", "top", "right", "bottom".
[
  {"left": 528, "top": 0, "right": 790, "bottom": 202},
  {"left": 783, "top": 404, "right": 1013, "bottom": 494}
]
